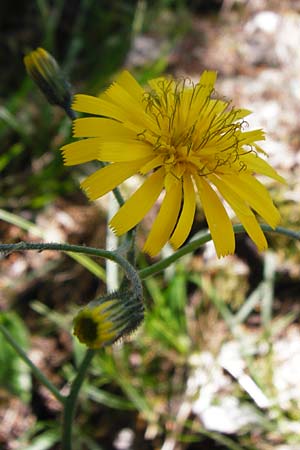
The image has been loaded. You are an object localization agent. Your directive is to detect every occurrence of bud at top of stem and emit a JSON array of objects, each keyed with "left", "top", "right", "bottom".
[{"left": 24, "top": 47, "right": 74, "bottom": 118}]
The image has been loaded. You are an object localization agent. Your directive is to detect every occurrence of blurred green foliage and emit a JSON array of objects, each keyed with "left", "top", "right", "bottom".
[
  {"left": 0, "top": 311, "right": 31, "bottom": 402},
  {"left": 1, "top": 0, "right": 140, "bottom": 211}
]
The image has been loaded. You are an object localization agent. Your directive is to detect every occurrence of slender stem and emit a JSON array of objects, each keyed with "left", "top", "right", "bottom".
[
  {"left": 62, "top": 349, "right": 95, "bottom": 450},
  {"left": 139, "top": 224, "right": 300, "bottom": 279},
  {"left": 1, "top": 224, "right": 299, "bottom": 285},
  {"left": 64, "top": 105, "right": 77, "bottom": 120},
  {"left": 126, "top": 228, "right": 137, "bottom": 266},
  {"left": 98, "top": 161, "right": 124, "bottom": 207},
  {"left": 112, "top": 186, "right": 125, "bottom": 207},
  {"left": 0, "top": 241, "right": 143, "bottom": 302},
  {"left": 0, "top": 323, "right": 64, "bottom": 403}
]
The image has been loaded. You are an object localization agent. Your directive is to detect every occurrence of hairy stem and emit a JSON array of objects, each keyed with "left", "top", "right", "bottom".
[
  {"left": 0, "top": 241, "right": 143, "bottom": 302},
  {"left": 139, "top": 224, "right": 300, "bottom": 279}
]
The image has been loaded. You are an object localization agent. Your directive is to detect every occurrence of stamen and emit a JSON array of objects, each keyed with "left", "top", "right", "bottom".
[
  {"left": 137, "top": 75, "right": 259, "bottom": 183},
  {"left": 137, "top": 130, "right": 147, "bottom": 141}
]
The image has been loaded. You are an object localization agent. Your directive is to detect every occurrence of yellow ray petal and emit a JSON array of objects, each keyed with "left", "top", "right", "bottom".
[
  {"left": 210, "top": 174, "right": 267, "bottom": 250},
  {"left": 98, "top": 141, "right": 153, "bottom": 162},
  {"left": 242, "top": 153, "right": 285, "bottom": 183},
  {"left": 199, "top": 70, "right": 217, "bottom": 86},
  {"left": 143, "top": 181, "right": 182, "bottom": 256},
  {"left": 210, "top": 174, "right": 252, "bottom": 216},
  {"left": 110, "top": 168, "right": 165, "bottom": 235},
  {"left": 220, "top": 173, "right": 281, "bottom": 228},
  {"left": 237, "top": 213, "right": 268, "bottom": 251},
  {"left": 72, "top": 95, "right": 130, "bottom": 122},
  {"left": 194, "top": 175, "right": 235, "bottom": 257},
  {"left": 103, "top": 76, "right": 143, "bottom": 109},
  {"left": 170, "top": 174, "right": 196, "bottom": 249},
  {"left": 73, "top": 117, "right": 136, "bottom": 138},
  {"left": 61, "top": 138, "right": 101, "bottom": 165},
  {"left": 232, "top": 108, "right": 252, "bottom": 120},
  {"left": 81, "top": 158, "right": 150, "bottom": 200},
  {"left": 191, "top": 107, "right": 223, "bottom": 141},
  {"left": 239, "top": 129, "right": 265, "bottom": 144},
  {"left": 100, "top": 80, "right": 158, "bottom": 131},
  {"left": 139, "top": 155, "right": 164, "bottom": 174},
  {"left": 122, "top": 120, "right": 159, "bottom": 146},
  {"left": 114, "top": 71, "right": 144, "bottom": 101},
  {"left": 147, "top": 77, "right": 176, "bottom": 96}
]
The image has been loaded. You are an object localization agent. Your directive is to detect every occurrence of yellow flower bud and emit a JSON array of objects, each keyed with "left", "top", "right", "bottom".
[
  {"left": 24, "top": 47, "right": 73, "bottom": 117},
  {"left": 73, "top": 292, "right": 144, "bottom": 349}
]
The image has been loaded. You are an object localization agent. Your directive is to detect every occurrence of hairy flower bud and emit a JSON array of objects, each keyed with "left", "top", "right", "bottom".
[
  {"left": 24, "top": 47, "right": 74, "bottom": 118},
  {"left": 73, "top": 291, "right": 144, "bottom": 349}
]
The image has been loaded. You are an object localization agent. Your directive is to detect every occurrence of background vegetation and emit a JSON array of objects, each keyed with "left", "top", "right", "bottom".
[{"left": 1, "top": 0, "right": 300, "bottom": 449}]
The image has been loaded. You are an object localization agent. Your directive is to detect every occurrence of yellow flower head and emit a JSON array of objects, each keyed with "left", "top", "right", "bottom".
[{"left": 62, "top": 71, "right": 284, "bottom": 257}]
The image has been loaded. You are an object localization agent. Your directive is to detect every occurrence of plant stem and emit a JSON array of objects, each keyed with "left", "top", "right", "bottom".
[
  {"left": 0, "top": 323, "right": 64, "bottom": 403},
  {"left": 1, "top": 224, "right": 299, "bottom": 284},
  {"left": 0, "top": 208, "right": 106, "bottom": 280},
  {"left": 0, "top": 241, "right": 142, "bottom": 300},
  {"left": 98, "top": 161, "right": 124, "bottom": 207},
  {"left": 61, "top": 349, "right": 95, "bottom": 450},
  {"left": 139, "top": 224, "right": 300, "bottom": 279}
]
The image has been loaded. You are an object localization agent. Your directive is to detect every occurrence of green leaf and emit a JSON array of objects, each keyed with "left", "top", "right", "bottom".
[
  {"left": 0, "top": 311, "right": 31, "bottom": 402},
  {"left": 22, "top": 427, "right": 60, "bottom": 450}
]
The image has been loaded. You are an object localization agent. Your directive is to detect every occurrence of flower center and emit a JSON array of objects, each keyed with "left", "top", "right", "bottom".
[{"left": 141, "top": 78, "right": 255, "bottom": 180}]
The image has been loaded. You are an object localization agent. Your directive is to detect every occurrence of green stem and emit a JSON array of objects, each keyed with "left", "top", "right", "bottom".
[
  {"left": 0, "top": 241, "right": 143, "bottom": 301},
  {"left": 98, "top": 161, "right": 124, "bottom": 207},
  {"left": 1, "top": 224, "right": 299, "bottom": 284},
  {"left": 139, "top": 224, "right": 300, "bottom": 279},
  {"left": 112, "top": 185, "right": 125, "bottom": 207},
  {"left": 0, "top": 323, "right": 64, "bottom": 403},
  {"left": 62, "top": 349, "right": 95, "bottom": 450}
]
